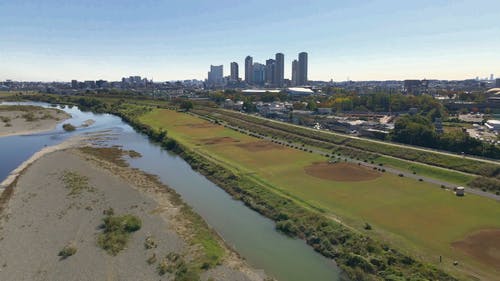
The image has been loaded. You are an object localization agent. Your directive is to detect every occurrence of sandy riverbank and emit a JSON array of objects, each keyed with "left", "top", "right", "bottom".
[
  {"left": 0, "top": 105, "right": 71, "bottom": 137},
  {"left": 0, "top": 141, "right": 268, "bottom": 280}
]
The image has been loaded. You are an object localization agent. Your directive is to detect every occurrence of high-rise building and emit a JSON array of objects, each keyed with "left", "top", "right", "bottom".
[
  {"left": 265, "top": 59, "right": 276, "bottom": 86},
  {"left": 275, "top": 53, "right": 285, "bottom": 87},
  {"left": 297, "top": 52, "right": 308, "bottom": 86},
  {"left": 207, "top": 65, "right": 223, "bottom": 86},
  {"left": 490, "top": 74, "right": 494, "bottom": 81},
  {"left": 496, "top": 78, "right": 500, "bottom": 87},
  {"left": 230, "top": 62, "right": 239, "bottom": 82},
  {"left": 291, "top": 60, "right": 298, "bottom": 86},
  {"left": 245, "top": 56, "right": 253, "bottom": 84},
  {"left": 71, "top": 80, "right": 78, "bottom": 89},
  {"left": 252, "top": 63, "right": 266, "bottom": 85}
]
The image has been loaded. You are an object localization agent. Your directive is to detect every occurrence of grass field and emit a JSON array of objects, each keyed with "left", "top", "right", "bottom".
[
  {"left": 375, "top": 156, "right": 475, "bottom": 186},
  {"left": 140, "top": 108, "right": 500, "bottom": 280}
]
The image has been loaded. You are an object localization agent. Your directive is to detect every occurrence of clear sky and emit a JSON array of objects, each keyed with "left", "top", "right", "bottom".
[{"left": 1, "top": 0, "right": 499, "bottom": 82}]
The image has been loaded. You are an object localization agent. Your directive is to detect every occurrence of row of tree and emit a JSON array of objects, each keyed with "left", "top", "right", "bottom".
[{"left": 391, "top": 115, "right": 500, "bottom": 159}]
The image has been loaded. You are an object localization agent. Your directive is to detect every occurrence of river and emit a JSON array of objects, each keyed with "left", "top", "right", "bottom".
[{"left": 0, "top": 101, "right": 340, "bottom": 281}]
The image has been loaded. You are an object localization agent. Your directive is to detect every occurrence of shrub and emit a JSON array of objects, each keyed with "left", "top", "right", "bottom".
[
  {"left": 364, "top": 223, "right": 372, "bottom": 230},
  {"left": 58, "top": 244, "right": 77, "bottom": 259},
  {"left": 398, "top": 174, "right": 404, "bottom": 177},
  {"left": 62, "top": 123, "right": 76, "bottom": 132},
  {"left": 97, "top": 214, "right": 142, "bottom": 255},
  {"left": 147, "top": 253, "right": 157, "bottom": 265},
  {"left": 22, "top": 112, "right": 36, "bottom": 121},
  {"left": 145, "top": 236, "right": 157, "bottom": 249}
]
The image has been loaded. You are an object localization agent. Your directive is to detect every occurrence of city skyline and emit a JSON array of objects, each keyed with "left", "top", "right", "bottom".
[{"left": 1, "top": 0, "right": 500, "bottom": 82}]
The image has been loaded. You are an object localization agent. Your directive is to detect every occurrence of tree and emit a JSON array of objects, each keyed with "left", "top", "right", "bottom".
[
  {"left": 179, "top": 100, "right": 193, "bottom": 111},
  {"left": 391, "top": 115, "right": 438, "bottom": 147}
]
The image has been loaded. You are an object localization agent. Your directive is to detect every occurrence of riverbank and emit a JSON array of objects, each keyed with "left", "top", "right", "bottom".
[
  {"left": 0, "top": 142, "right": 268, "bottom": 280},
  {"left": 0, "top": 105, "right": 71, "bottom": 137}
]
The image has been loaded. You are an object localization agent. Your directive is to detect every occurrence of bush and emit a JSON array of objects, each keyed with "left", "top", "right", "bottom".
[
  {"left": 145, "top": 236, "right": 157, "bottom": 249},
  {"left": 147, "top": 253, "right": 157, "bottom": 265},
  {"left": 97, "top": 214, "right": 142, "bottom": 255},
  {"left": 22, "top": 112, "right": 36, "bottom": 121},
  {"left": 62, "top": 123, "right": 76, "bottom": 132},
  {"left": 58, "top": 244, "right": 77, "bottom": 259}
]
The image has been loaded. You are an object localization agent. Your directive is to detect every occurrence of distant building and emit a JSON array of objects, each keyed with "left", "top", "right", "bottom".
[
  {"left": 207, "top": 65, "right": 223, "bottom": 86},
  {"left": 230, "top": 62, "right": 239, "bottom": 82},
  {"left": 287, "top": 87, "right": 313, "bottom": 96},
  {"left": 297, "top": 52, "right": 308, "bottom": 86},
  {"left": 245, "top": 56, "right": 253, "bottom": 84},
  {"left": 275, "top": 53, "right": 285, "bottom": 87},
  {"left": 71, "top": 80, "right": 78, "bottom": 89},
  {"left": 403, "top": 79, "right": 428, "bottom": 95},
  {"left": 291, "top": 59, "right": 298, "bottom": 86},
  {"left": 96, "top": 79, "right": 108, "bottom": 88},
  {"left": 485, "top": 120, "right": 500, "bottom": 131},
  {"left": 496, "top": 78, "right": 500, "bottom": 87},
  {"left": 253, "top": 63, "right": 266, "bottom": 85},
  {"left": 265, "top": 59, "right": 276, "bottom": 86},
  {"left": 83, "top": 80, "right": 96, "bottom": 89}
]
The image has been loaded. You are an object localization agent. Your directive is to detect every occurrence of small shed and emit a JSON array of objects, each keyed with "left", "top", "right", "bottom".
[{"left": 456, "top": 186, "right": 465, "bottom": 196}]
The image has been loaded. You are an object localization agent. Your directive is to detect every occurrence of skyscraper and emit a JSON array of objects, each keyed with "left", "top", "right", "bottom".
[
  {"left": 252, "top": 63, "right": 266, "bottom": 85},
  {"left": 291, "top": 59, "right": 298, "bottom": 86},
  {"left": 265, "top": 59, "right": 276, "bottom": 86},
  {"left": 245, "top": 56, "right": 253, "bottom": 84},
  {"left": 230, "top": 62, "right": 239, "bottom": 82},
  {"left": 297, "top": 52, "right": 308, "bottom": 86},
  {"left": 207, "top": 65, "right": 223, "bottom": 86},
  {"left": 275, "top": 53, "right": 284, "bottom": 87}
]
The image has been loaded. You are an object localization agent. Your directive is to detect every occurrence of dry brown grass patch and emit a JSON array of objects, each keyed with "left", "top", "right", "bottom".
[
  {"left": 200, "top": 136, "right": 240, "bottom": 145},
  {"left": 452, "top": 229, "right": 500, "bottom": 269},
  {"left": 236, "top": 141, "right": 284, "bottom": 152}
]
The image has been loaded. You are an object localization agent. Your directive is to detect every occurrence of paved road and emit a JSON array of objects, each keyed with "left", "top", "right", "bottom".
[{"left": 191, "top": 112, "right": 500, "bottom": 201}]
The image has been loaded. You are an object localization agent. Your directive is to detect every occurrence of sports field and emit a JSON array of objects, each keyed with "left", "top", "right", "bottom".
[{"left": 140, "top": 108, "right": 500, "bottom": 279}]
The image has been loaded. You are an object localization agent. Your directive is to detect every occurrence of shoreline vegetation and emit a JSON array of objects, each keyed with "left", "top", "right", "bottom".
[
  {"left": 4, "top": 93, "right": 499, "bottom": 280},
  {"left": 0, "top": 104, "right": 71, "bottom": 137},
  {"left": 52, "top": 97, "right": 458, "bottom": 280},
  {"left": 0, "top": 137, "right": 269, "bottom": 280}
]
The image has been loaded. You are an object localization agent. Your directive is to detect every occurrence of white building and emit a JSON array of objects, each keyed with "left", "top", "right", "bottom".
[{"left": 485, "top": 120, "right": 500, "bottom": 131}]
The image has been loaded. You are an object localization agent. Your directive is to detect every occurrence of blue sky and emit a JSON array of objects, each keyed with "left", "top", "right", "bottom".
[{"left": 1, "top": 0, "right": 499, "bottom": 81}]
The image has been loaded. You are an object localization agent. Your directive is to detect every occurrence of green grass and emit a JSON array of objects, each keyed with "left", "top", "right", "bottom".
[
  {"left": 140, "top": 108, "right": 500, "bottom": 279},
  {"left": 97, "top": 213, "right": 142, "bottom": 256},
  {"left": 60, "top": 170, "right": 94, "bottom": 195},
  {"left": 375, "top": 156, "right": 475, "bottom": 186}
]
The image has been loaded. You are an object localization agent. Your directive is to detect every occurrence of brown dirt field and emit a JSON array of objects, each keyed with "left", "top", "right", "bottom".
[
  {"left": 236, "top": 141, "right": 284, "bottom": 152},
  {"left": 452, "top": 229, "right": 500, "bottom": 270},
  {"left": 304, "top": 162, "right": 381, "bottom": 182},
  {"left": 201, "top": 137, "right": 240, "bottom": 145}
]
